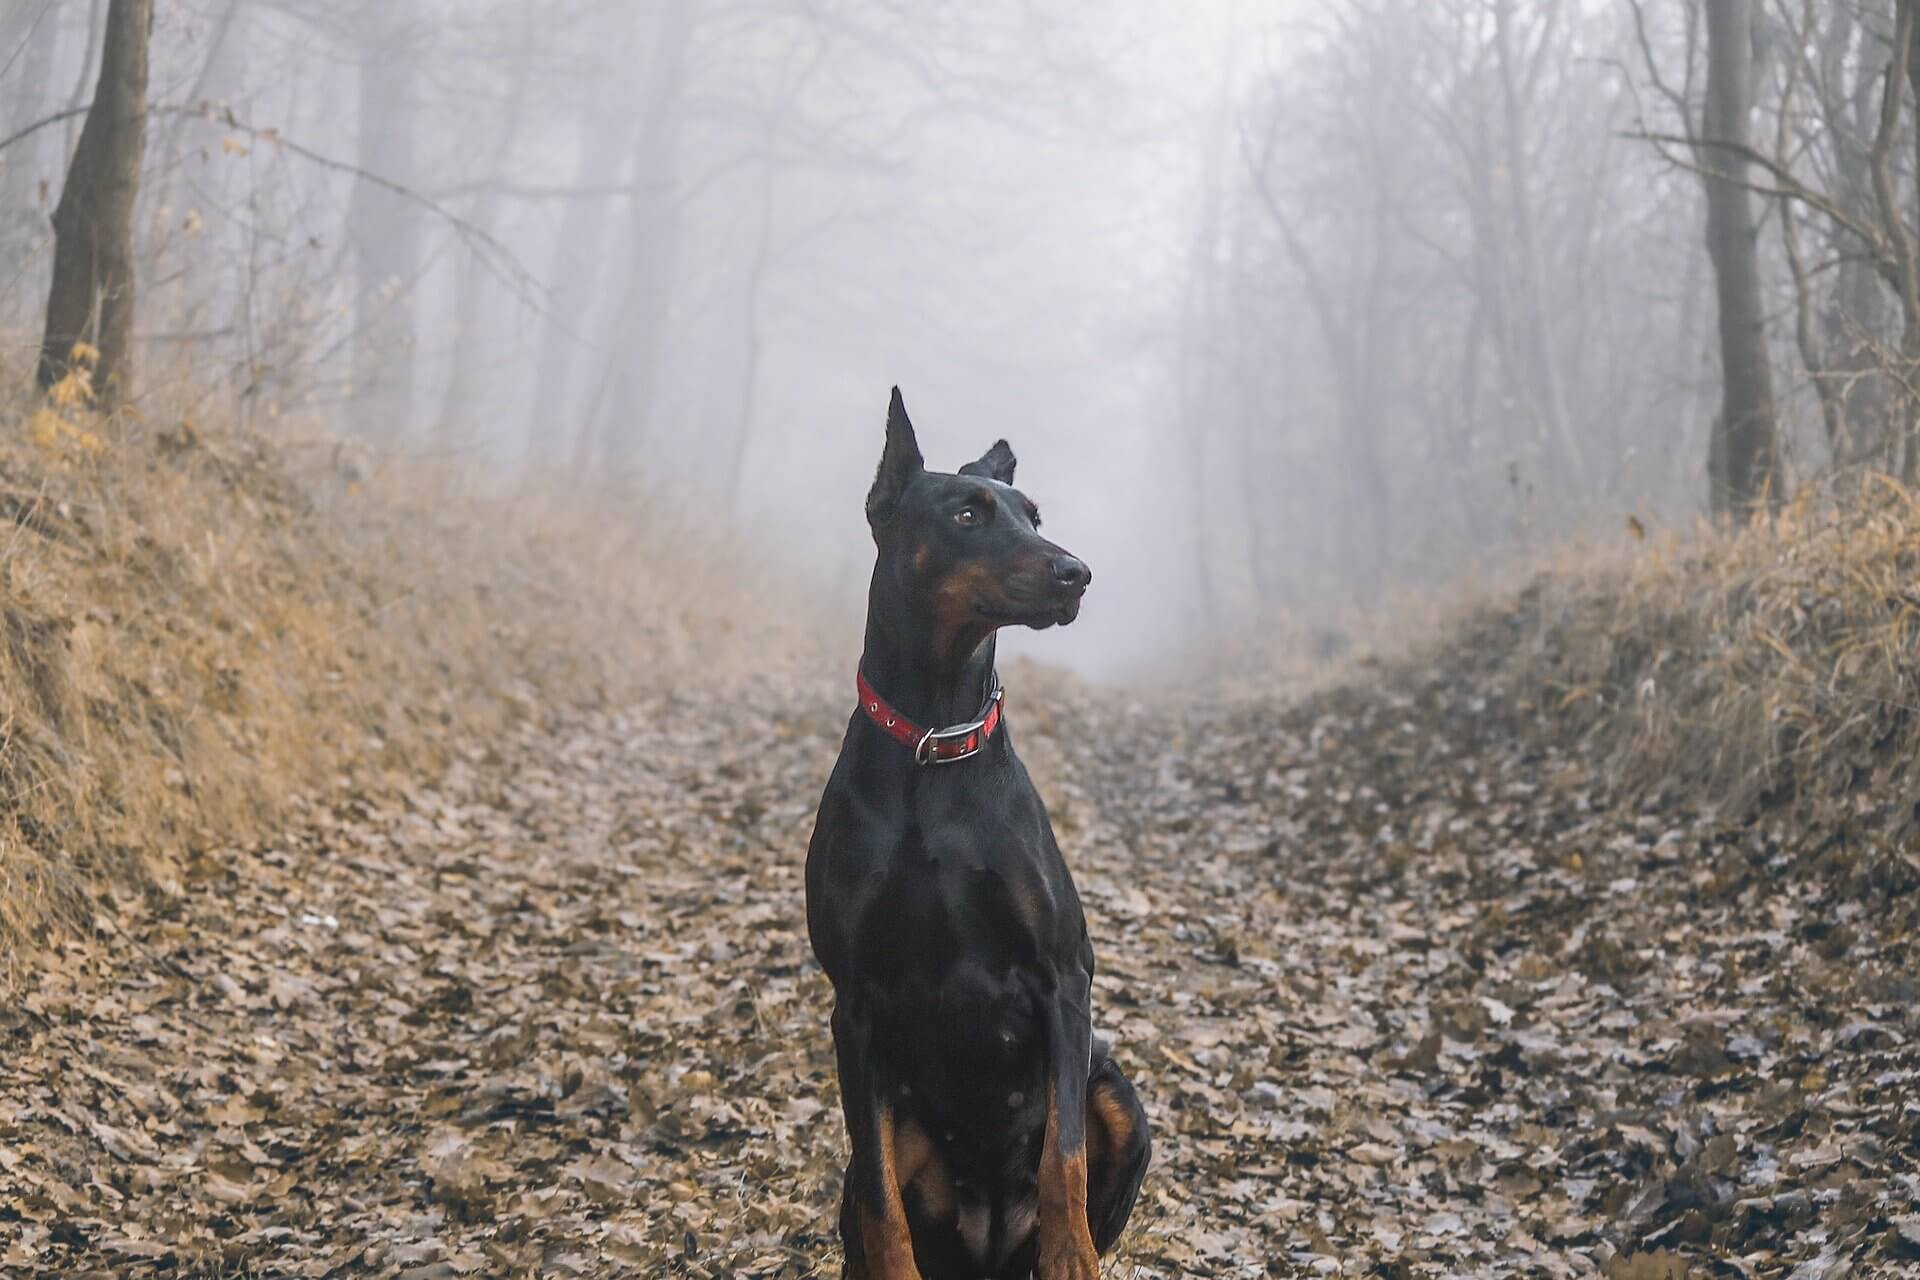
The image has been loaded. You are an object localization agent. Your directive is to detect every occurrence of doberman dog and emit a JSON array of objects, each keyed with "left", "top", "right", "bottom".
[{"left": 806, "top": 389, "right": 1150, "bottom": 1279}]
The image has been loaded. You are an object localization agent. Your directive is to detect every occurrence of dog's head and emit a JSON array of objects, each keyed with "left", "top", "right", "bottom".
[{"left": 865, "top": 387, "right": 1090, "bottom": 641}]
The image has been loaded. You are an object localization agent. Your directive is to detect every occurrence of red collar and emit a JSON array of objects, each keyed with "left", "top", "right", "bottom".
[{"left": 856, "top": 669, "right": 1004, "bottom": 765}]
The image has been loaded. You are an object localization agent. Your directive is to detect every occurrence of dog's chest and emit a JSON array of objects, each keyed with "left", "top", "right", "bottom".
[{"left": 856, "top": 820, "right": 1063, "bottom": 969}]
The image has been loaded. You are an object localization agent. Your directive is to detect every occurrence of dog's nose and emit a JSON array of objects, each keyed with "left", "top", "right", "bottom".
[{"left": 1050, "top": 555, "right": 1091, "bottom": 591}]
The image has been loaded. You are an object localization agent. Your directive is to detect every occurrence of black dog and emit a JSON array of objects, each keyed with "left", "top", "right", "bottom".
[{"left": 806, "top": 389, "right": 1149, "bottom": 1279}]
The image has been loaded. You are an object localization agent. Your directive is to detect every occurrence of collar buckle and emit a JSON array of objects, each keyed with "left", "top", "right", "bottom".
[{"left": 913, "top": 685, "right": 1003, "bottom": 766}]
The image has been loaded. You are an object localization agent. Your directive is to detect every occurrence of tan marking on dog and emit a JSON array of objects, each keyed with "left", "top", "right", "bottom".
[
  {"left": 893, "top": 1116, "right": 956, "bottom": 1221},
  {"left": 859, "top": 1100, "right": 925, "bottom": 1279},
  {"left": 1089, "top": 1083, "right": 1135, "bottom": 1171},
  {"left": 1036, "top": 1083, "right": 1101, "bottom": 1279},
  {"left": 927, "top": 561, "right": 1005, "bottom": 668},
  {"left": 932, "top": 562, "right": 999, "bottom": 630}
]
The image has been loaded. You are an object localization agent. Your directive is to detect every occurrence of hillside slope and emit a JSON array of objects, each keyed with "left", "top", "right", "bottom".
[{"left": 0, "top": 381, "right": 826, "bottom": 971}]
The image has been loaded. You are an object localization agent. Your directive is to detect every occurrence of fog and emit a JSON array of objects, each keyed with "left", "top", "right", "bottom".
[{"left": 3, "top": 0, "right": 1885, "bottom": 674}]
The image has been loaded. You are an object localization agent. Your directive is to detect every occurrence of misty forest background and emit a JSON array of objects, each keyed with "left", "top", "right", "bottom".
[
  {"left": 10, "top": 3, "right": 1920, "bottom": 1276},
  {"left": 14, "top": 0, "right": 1920, "bottom": 668}
]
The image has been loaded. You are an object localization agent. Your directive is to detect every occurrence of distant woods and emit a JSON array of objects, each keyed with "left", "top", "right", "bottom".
[
  {"left": 10, "top": 2, "right": 1920, "bottom": 622},
  {"left": 1642, "top": 0, "right": 1920, "bottom": 507},
  {"left": 4, "top": 0, "right": 1031, "bottom": 478},
  {"left": 1196, "top": 0, "right": 1920, "bottom": 612}
]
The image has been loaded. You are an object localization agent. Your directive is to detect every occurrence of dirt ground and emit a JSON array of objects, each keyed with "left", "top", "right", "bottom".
[{"left": 3, "top": 652, "right": 1917, "bottom": 1277}]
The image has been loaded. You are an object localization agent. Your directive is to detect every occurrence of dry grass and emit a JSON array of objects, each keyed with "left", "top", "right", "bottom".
[
  {"left": 0, "top": 363, "right": 837, "bottom": 976},
  {"left": 1458, "top": 479, "right": 1920, "bottom": 857},
  {"left": 1193, "top": 478, "right": 1920, "bottom": 885}
]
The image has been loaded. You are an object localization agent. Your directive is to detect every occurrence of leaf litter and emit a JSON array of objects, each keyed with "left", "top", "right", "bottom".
[{"left": 1, "top": 643, "right": 1916, "bottom": 1277}]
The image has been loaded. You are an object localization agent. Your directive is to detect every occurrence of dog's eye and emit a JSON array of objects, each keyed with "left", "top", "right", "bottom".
[{"left": 954, "top": 507, "right": 980, "bottom": 528}]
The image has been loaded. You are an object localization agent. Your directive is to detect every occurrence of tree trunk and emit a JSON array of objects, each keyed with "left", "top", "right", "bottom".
[
  {"left": 524, "top": 31, "right": 638, "bottom": 466},
  {"left": 1263, "top": 175, "right": 1392, "bottom": 604},
  {"left": 526, "top": 144, "right": 624, "bottom": 465},
  {"left": 593, "top": 0, "right": 696, "bottom": 472},
  {"left": 1176, "top": 67, "right": 1235, "bottom": 627},
  {"left": 1903, "top": 2, "right": 1920, "bottom": 482},
  {"left": 1816, "top": 0, "right": 1894, "bottom": 467},
  {"left": 722, "top": 158, "right": 775, "bottom": 511},
  {"left": 1493, "top": 0, "right": 1585, "bottom": 500},
  {"left": 1701, "top": 0, "right": 1781, "bottom": 516},
  {"left": 1670, "top": 226, "right": 1710, "bottom": 488},
  {"left": 37, "top": 0, "right": 152, "bottom": 411},
  {"left": 1353, "top": 162, "right": 1397, "bottom": 602},
  {"left": 347, "top": 32, "right": 420, "bottom": 436},
  {"left": 436, "top": 26, "right": 537, "bottom": 448}
]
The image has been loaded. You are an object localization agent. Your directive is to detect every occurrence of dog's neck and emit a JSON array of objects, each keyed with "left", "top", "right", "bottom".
[{"left": 860, "top": 604, "right": 1000, "bottom": 732}]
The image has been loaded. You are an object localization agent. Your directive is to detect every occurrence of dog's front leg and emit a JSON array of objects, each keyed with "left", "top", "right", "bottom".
[
  {"left": 1035, "top": 975, "right": 1102, "bottom": 1280},
  {"left": 832, "top": 1001, "right": 923, "bottom": 1280}
]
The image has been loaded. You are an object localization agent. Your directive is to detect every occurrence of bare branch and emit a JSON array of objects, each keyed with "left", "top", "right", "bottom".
[
  {"left": 1627, "top": 0, "right": 1698, "bottom": 139},
  {"left": 1236, "top": 110, "right": 1350, "bottom": 362},
  {"left": 160, "top": 101, "right": 544, "bottom": 313},
  {"left": 0, "top": 106, "right": 90, "bottom": 155},
  {"left": 1630, "top": 129, "right": 1888, "bottom": 258}
]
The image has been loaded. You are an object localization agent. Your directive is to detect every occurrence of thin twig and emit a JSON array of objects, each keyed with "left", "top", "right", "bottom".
[
  {"left": 1629, "top": 128, "right": 1888, "bottom": 260},
  {"left": 0, "top": 106, "right": 91, "bottom": 155},
  {"left": 4, "top": 96, "right": 547, "bottom": 313},
  {"left": 161, "top": 101, "right": 544, "bottom": 314}
]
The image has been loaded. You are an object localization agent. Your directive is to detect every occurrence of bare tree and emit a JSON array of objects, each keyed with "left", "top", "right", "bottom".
[
  {"left": 1805, "top": 0, "right": 1896, "bottom": 466},
  {"left": 347, "top": 18, "right": 422, "bottom": 434},
  {"left": 1880, "top": 0, "right": 1920, "bottom": 481},
  {"left": 434, "top": 13, "right": 539, "bottom": 446},
  {"left": 37, "top": 0, "right": 152, "bottom": 410},
  {"left": 1491, "top": 0, "right": 1586, "bottom": 496},
  {"left": 523, "top": 98, "right": 633, "bottom": 462},
  {"left": 1699, "top": 0, "right": 1781, "bottom": 515},
  {"left": 585, "top": 0, "right": 696, "bottom": 472},
  {"left": 1245, "top": 110, "right": 1396, "bottom": 604}
]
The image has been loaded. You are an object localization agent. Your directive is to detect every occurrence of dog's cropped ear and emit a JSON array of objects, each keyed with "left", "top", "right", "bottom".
[
  {"left": 866, "top": 386, "right": 925, "bottom": 526},
  {"left": 958, "top": 439, "right": 1016, "bottom": 485}
]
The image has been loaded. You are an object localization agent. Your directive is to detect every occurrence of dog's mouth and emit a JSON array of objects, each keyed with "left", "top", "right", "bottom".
[{"left": 975, "top": 591, "right": 1083, "bottom": 630}]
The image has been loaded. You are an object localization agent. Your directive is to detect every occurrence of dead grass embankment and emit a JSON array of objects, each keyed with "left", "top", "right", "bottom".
[
  {"left": 1439, "top": 482, "right": 1920, "bottom": 901},
  {"left": 0, "top": 371, "right": 837, "bottom": 974},
  {"left": 1192, "top": 480, "right": 1920, "bottom": 904}
]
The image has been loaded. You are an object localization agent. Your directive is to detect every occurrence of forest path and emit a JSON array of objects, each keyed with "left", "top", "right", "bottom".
[{"left": 4, "top": 667, "right": 1916, "bottom": 1277}]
